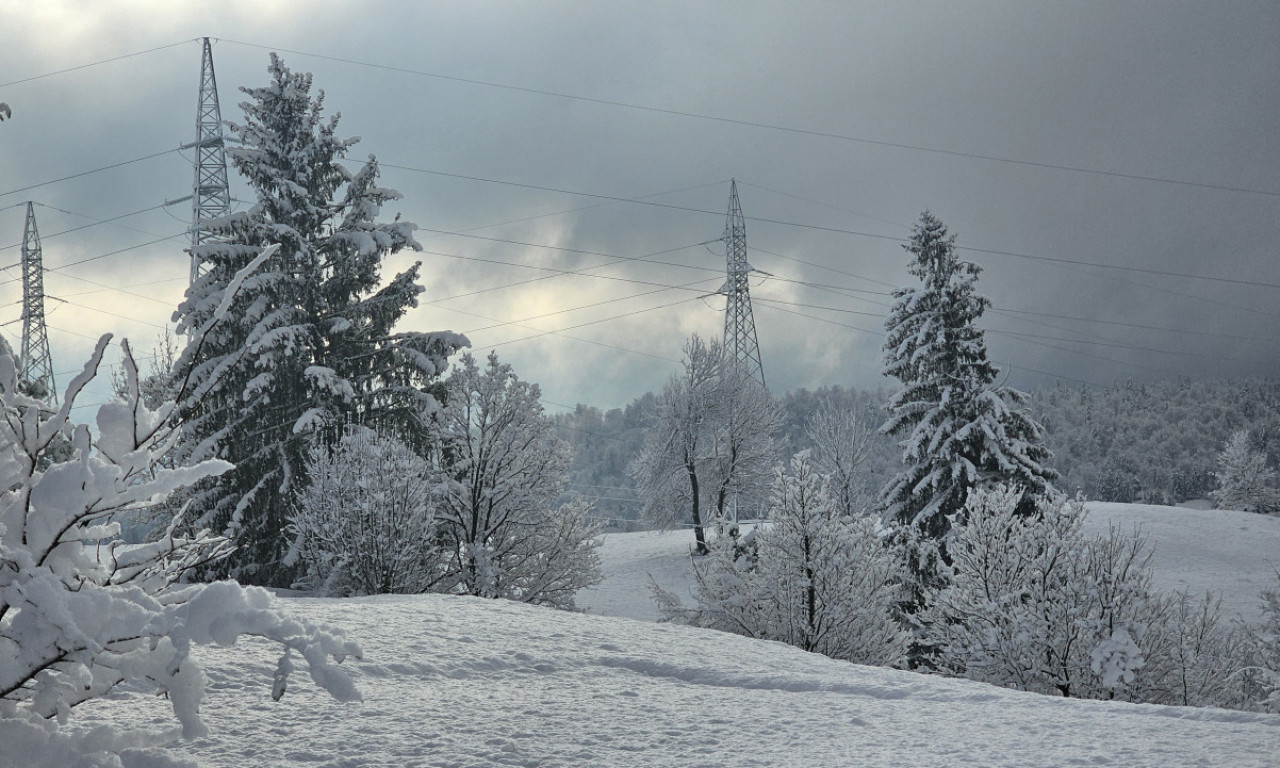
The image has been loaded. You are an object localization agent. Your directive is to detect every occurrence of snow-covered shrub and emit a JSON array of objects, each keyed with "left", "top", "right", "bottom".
[
  {"left": 927, "top": 487, "right": 1167, "bottom": 699},
  {"left": 1247, "top": 574, "right": 1280, "bottom": 712},
  {"left": 1136, "top": 590, "right": 1254, "bottom": 709},
  {"left": 807, "top": 397, "right": 876, "bottom": 517},
  {"left": 0, "top": 338, "right": 362, "bottom": 768},
  {"left": 289, "top": 427, "right": 446, "bottom": 596},
  {"left": 432, "top": 352, "right": 602, "bottom": 608},
  {"left": 658, "top": 452, "right": 909, "bottom": 666},
  {"left": 1212, "top": 429, "right": 1278, "bottom": 514}
]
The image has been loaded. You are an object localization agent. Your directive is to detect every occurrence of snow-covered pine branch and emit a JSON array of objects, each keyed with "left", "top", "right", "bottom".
[{"left": 0, "top": 338, "right": 361, "bottom": 768}]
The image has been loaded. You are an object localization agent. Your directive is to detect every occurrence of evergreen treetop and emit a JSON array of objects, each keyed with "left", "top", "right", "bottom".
[
  {"left": 880, "top": 212, "right": 1055, "bottom": 545},
  {"left": 172, "top": 55, "right": 466, "bottom": 585}
]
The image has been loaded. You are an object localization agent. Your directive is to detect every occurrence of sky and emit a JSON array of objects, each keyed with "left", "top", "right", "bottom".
[{"left": 0, "top": 1, "right": 1277, "bottom": 412}]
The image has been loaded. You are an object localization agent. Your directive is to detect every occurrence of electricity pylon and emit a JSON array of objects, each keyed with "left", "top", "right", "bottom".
[
  {"left": 19, "top": 202, "right": 56, "bottom": 403},
  {"left": 187, "top": 36, "right": 231, "bottom": 284},
  {"left": 719, "top": 179, "right": 765, "bottom": 387}
]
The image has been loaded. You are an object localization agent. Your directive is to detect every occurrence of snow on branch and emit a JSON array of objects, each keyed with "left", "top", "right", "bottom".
[{"left": 0, "top": 334, "right": 362, "bottom": 768}]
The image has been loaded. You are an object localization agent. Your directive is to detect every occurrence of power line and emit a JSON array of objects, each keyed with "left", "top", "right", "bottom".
[
  {"left": 0, "top": 149, "right": 183, "bottom": 200},
  {"left": 389, "top": 161, "right": 1279, "bottom": 292},
  {"left": 0, "top": 202, "right": 170, "bottom": 253},
  {"left": 416, "top": 224, "right": 1275, "bottom": 371},
  {"left": 46, "top": 296, "right": 167, "bottom": 330},
  {"left": 987, "top": 328, "right": 1244, "bottom": 364},
  {"left": 218, "top": 38, "right": 1280, "bottom": 200},
  {"left": 485, "top": 296, "right": 704, "bottom": 354},
  {"left": 457, "top": 276, "right": 722, "bottom": 337},
  {"left": 755, "top": 300, "right": 1107, "bottom": 387},
  {"left": 966, "top": 243, "right": 1280, "bottom": 291},
  {"left": 0, "top": 40, "right": 194, "bottom": 88},
  {"left": 990, "top": 306, "right": 1280, "bottom": 348}
]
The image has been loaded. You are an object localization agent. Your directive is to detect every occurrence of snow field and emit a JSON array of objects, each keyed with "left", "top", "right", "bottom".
[
  {"left": 1082, "top": 503, "right": 1280, "bottom": 622},
  {"left": 582, "top": 503, "right": 1280, "bottom": 624},
  {"left": 57, "top": 502, "right": 1280, "bottom": 767},
  {"left": 73, "top": 594, "right": 1280, "bottom": 768}
]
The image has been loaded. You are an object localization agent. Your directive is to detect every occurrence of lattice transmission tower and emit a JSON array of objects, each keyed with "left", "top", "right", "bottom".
[
  {"left": 719, "top": 179, "right": 765, "bottom": 387},
  {"left": 19, "top": 203, "right": 56, "bottom": 403},
  {"left": 187, "top": 36, "right": 232, "bottom": 284}
]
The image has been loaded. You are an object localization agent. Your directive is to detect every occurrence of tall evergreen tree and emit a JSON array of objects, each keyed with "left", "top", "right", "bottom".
[
  {"left": 880, "top": 212, "right": 1055, "bottom": 550},
  {"left": 171, "top": 55, "right": 466, "bottom": 585}
]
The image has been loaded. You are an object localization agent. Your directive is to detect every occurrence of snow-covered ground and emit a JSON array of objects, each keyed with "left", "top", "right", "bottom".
[
  {"left": 53, "top": 503, "right": 1280, "bottom": 766},
  {"left": 1083, "top": 502, "right": 1280, "bottom": 622},
  {"left": 581, "top": 502, "right": 1280, "bottom": 623},
  {"left": 72, "top": 594, "right": 1280, "bottom": 768}
]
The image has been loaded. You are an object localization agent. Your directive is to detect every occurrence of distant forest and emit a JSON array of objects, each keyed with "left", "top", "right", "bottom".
[{"left": 554, "top": 378, "right": 1280, "bottom": 530}]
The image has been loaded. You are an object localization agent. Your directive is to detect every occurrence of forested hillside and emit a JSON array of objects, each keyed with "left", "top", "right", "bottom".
[
  {"left": 559, "top": 378, "right": 1280, "bottom": 526},
  {"left": 1035, "top": 378, "right": 1280, "bottom": 504}
]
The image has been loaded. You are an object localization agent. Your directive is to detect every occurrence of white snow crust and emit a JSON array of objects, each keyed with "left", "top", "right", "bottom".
[
  {"left": 56, "top": 503, "right": 1280, "bottom": 766},
  {"left": 1082, "top": 502, "right": 1280, "bottom": 622}
]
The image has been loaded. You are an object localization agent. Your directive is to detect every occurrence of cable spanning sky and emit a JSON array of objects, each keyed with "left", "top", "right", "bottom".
[{"left": 0, "top": 1, "right": 1277, "bottom": 411}]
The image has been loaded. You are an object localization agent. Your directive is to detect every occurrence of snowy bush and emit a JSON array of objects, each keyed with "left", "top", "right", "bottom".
[
  {"left": 1137, "top": 589, "right": 1255, "bottom": 709},
  {"left": 927, "top": 487, "right": 1163, "bottom": 699},
  {"left": 289, "top": 427, "right": 446, "bottom": 596},
  {"left": 1212, "top": 429, "right": 1278, "bottom": 514},
  {"left": 658, "top": 452, "right": 910, "bottom": 667},
  {"left": 432, "top": 352, "right": 602, "bottom": 608},
  {"left": 0, "top": 338, "right": 362, "bottom": 768},
  {"left": 928, "top": 487, "right": 1272, "bottom": 708},
  {"left": 1247, "top": 574, "right": 1280, "bottom": 712},
  {"left": 807, "top": 398, "right": 876, "bottom": 517}
]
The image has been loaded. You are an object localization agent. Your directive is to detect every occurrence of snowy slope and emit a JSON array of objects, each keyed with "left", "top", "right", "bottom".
[
  {"left": 48, "top": 502, "right": 1280, "bottom": 767},
  {"left": 69, "top": 594, "right": 1280, "bottom": 768},
  {"left": 1083, "top": 503, "right": 1280, "bottom": 622},
  {"left": 581, "top": 502, "right": 1280, "bottom": 623}
]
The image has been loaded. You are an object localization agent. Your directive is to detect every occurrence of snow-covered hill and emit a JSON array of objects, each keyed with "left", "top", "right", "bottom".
[
  {"left": 580, "top": 502, "right": 1280, "bottom": 623},
  {"left": 72, "top": 594, "right": 1280, "bottom": 768},
  {"left": 54, "top": 502, "right": 1280, "bottom": 767},
  {"left": 1084, "top": 503, "right": 1280, "bottom": 622}
]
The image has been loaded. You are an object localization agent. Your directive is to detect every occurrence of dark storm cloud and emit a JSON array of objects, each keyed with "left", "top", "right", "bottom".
[{"left": 1, "top": 1, "right": 1276, "bottom": 409}]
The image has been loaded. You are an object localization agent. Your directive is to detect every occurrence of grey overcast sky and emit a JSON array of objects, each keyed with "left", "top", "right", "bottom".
[{"left": 1, "top": 1, "right": 1277, "bottom": 411}]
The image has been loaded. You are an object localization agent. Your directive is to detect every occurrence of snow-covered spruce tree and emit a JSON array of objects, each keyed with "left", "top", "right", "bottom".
[
  {"left": 431, "top": 352, "right": 602, "bottom": 608},
  {"left": 656, "top": 452, "right": 909, "bottom": 666},
  {"left": 289, "top": 427, "right": 446, "bottom": 596},
  {"left": 1212, "top": 428, "right": 1278, "bottom": 514},
  {"left": 171, "top": 55, "right": 465, "bottom": 586},
  {"left": 632, "top": 335, "right": 781, "bottom": 554},
  {"left": 0, "top": 338, "right": 361, "bottom": 768},
  {"left": 880, "top": 212, "right": 1056, "bottom": 581}
]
